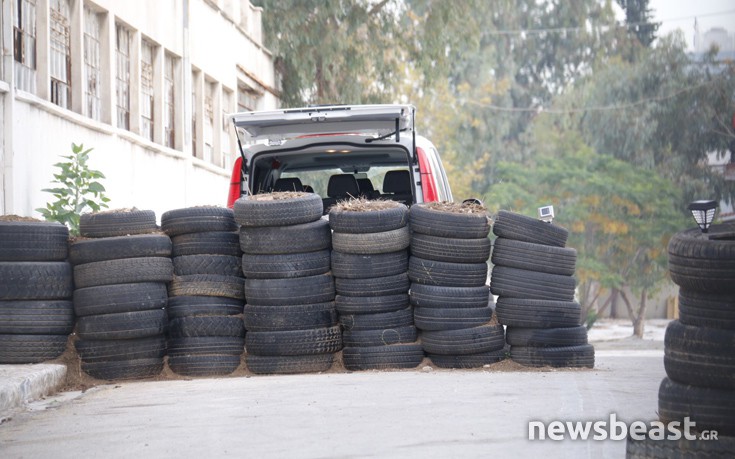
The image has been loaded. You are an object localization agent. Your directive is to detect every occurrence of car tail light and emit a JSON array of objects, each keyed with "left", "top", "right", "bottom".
[
  {"left": 416, "top": 147, "right": 438, "bottom": 202},
  {"left": 227, "top": 156, "right": 243, "bottom": 208}
]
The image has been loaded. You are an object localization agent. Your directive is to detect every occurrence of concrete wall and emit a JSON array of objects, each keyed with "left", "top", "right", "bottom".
[{"left": 1, "top": 0, "right": 278, "bottom": 221}]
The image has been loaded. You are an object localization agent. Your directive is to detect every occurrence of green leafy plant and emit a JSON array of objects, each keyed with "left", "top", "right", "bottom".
[{"left": 36, "top": 143, "right": 110, "bottom": 236}]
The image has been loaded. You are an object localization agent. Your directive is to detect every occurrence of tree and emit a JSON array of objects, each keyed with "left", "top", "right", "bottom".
[{"left": 615, "top": 0, "right": 660, "bottom": 47}]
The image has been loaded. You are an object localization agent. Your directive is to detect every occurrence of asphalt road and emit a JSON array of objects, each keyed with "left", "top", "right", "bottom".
[{"left": 0, "top": 351, "right": 664, "bottom": 458}]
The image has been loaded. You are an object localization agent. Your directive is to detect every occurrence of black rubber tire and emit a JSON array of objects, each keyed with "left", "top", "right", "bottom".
[
  {"left": 79, "top": 209, "right": 158, "bottom": 238},
  {"left": 331, "top": 250, "right": 408, "bottom": 279},
  {"left": 495, "top": 298, "right": 582, "bottom": 328},
  {"left": 81, "top": 357, "right": 164, "bottom": 380},
  {"left": 340, "top": 308, "right": 414, "bottom": 331},
  {"left": 173, "top": 254, "right": 242, "bottom": 276},
  {"left": 69, "top": 234, "right": 171, "bottom": 265},
  {"left": 413, "top": 306, "right": 493, "bottom": 331},
  {"left": 625, "top": 430, "right": 735, "bottom": 458},
  {"left": 490, "top": 266, "right": 576, "bottom": 301},
  {"left": 491, "top": 237, "right": 576, "bottom": 276},
  {"left": 0, "top": 221, "right": 68, "bottom": 261},
  {"left": 234, "top": 193, "right": 323, "bottom": 227},
  {"left": 168, "top": 354, "right": 241, "bottom": 377},
  {"left": 0, "top": 334, "right": 68, "bottom": 364},
  {"left": 421, "top": 324, "right": 505, "bottom": 355},
  {"left": 244, "top": 274, "right": 335, "bottom": 306},
  {"left": 73, "top": 257, "right": 173, "bottom": 289},
  {"left": 171, "top": 231, "right": 241, "bottom": 257},
  {"left": 658, "top": 377, "right": 735, "bottom": 436},
  {"left": 168, "top": 316, "right": 245, "bottom": 338},
  {"left": 74, "top": 282, "right": 168, "bottom": 317},
  {"left": 160, "top": 206, "right": 237, "bottom": 236},
  {"left": 410, "top": 233, "right": 491, "bottom": 263},
  {"left": 329, "top": 205, "right": 408, "bottom": 233},
  {"left": 0, "top": 262, "right": 73, "bottom": 300},
  {"left": 75, "top": 336, "right": 166, "bottom": 362},
  {"left": 678, "top": 289, "right": 735, "bottom": 330},
  {"left": 335, "top": 273, "right": 410, "bottom": 297},
  {"left": 408, "top": 256, "right": 488, "bottom": 288},
  {"left": 335, "top": 294, "right": 409, "bottom": 315},
  {"left": 168, "top": 274, "right": 245, "bottom": 300},
  {"left": 343, "top": 326, "right": 418, "bottom": 347},
  {"left": 245, "top": 325, "right": 342, "bottom": 356},
  {"left": 332, "top": 227, "right": 410, "bottom": 255},
  {"left": 409, "top": 204, "right": 491, "bottom": 239},
  {"left": 241, "top": 250, "right": 331, "bottom": 279},
  {"left": 167, "top": 296, "right": 244, "bottom": 319},
  {"left": 246, "top": 354, "right": 334, "bottom": 375},
  {"left": 409, "top": 284, "right": 490, "bottom": 309},
  {"left": 664, "top": 320, "right": 735, "bottom": 390},
  {"left": 167, "top": 336, "right": 245, "bottom": 356},
  {"left": 492, "top": 210, "right": 569, "bottom": 247},
  {"left": 244, "top": 303, "right": 337, "bottom": 331},
  {"left": 76, "top": 309, "right": 167, "bottom": 340},
  {"left": 506, "top": 326, "right": 588, "bottom": 347},
  {"left": 428, "top": 350, "right": 506, "bottom": 369},
  {"left": 342, "top": 343, "right": 424, "bottom": 371},
  {"left": 510, "top": 344, "right": 594, "bottom": 368},
  {"left": 668, "top": 224, "right": 735, "bottom": 293},
  {"left": 0, "top": 300, "right": 74, "bottom": 334},
  {"left": 239, "top": 219, "right": 331, "bottom": 255}
]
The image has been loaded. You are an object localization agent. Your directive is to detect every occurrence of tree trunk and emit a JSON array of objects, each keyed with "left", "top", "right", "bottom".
[
  {"left": 633, "top": 289, "right": 647, "bottom": 338},
  {"left": 610, "top": 288, "right": 619, "bottom": 318}
]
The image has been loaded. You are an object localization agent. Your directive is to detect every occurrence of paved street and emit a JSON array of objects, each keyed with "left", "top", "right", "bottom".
[{"left": 0, "top": 350, "right": 664, "bottom": 458}]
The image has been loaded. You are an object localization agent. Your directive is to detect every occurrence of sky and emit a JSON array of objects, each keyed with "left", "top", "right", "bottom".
[{"left": 648, "top": 0, "right": 735, "bottom": 50}]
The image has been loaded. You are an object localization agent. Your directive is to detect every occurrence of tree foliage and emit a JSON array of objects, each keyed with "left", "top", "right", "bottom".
[{"left": 36, "top": 143, "right": 110, "bottom": 236}]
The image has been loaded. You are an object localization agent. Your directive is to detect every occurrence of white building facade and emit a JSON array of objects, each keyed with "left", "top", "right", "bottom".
[{"left": 0, "top": 0, "right": 278, "bottom": 219}]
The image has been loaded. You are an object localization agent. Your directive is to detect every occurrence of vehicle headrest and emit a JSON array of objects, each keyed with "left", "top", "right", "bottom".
[
  {"left": 382, "top": 170, "right": 411, "bottom": 194},
  {"left": 357, "top": 178, "right": 375, "bottom": 193},
  {"left": 327, "top": 174, "right": 360, "bottom": 198},
  {"left": 273, "top": 177, "right": 303, "bottom": 192}
]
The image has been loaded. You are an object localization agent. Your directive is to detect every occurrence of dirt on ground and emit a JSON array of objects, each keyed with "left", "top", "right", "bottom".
[{"left": 0, "top": 215, "right": 44, "bottom": 222}]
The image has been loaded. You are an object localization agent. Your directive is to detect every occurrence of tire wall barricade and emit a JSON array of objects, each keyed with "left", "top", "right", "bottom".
[{"left": 626, "top": 223, "right": 735, "bottom": 457}]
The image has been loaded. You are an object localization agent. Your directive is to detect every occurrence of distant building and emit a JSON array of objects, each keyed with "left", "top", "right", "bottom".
[{"left": 0, "top": 0, "right": 279, "bottom": 219}]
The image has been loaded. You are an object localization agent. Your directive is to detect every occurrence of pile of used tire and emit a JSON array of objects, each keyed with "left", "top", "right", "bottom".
[
  {"left": 0, "top": 219, "right": 73, "bottom": 364},
  {"left": 491, "top": 210, "right": 593, "bottom": 368},
  {"left": 235, "top": 193, "right": 341, "bottom": 374},
  {"left": 162, "top": 207, "right": 245, "bottom": 376},
  {"left": 71, "top": 210, "right": 172, "bottom": 380},
  {"left": 626, "top": 222, "right": 735, "bottom": 457},
  {"left": 329, "top": 199, "right": 423, "bottom": 371},
  {"left": 409, "top": 202, "right": 504, "bottom": 368}
]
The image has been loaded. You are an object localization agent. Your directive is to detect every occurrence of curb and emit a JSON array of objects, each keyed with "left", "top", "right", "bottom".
[{"left": 0, "top": 364, "right": 67, "bottom": 418}]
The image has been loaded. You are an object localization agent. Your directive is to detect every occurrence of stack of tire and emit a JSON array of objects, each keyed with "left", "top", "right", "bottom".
[
  {"left": 71, "top": 210, "right": 172, "bottom": 380},
  {"left": 0, "top": 220, "right": 73, "bottom": 364},
  {"left": 408, "top": 203, "right": 503, "bottom": 368},
  {"left": 490, "top": 210, "right": 593, "bottom": 368},
  {"left": 162, "top": 207, "right": 245, "bottom": 377},
  {"left": 329, "top": 200, "right": 424, "bottom": 371},
  {"left": 235, "top": 193, "right": 341, "bottom": 374},
  {"left": 626, "top": 222, "right": 735, "bottom": 457}
]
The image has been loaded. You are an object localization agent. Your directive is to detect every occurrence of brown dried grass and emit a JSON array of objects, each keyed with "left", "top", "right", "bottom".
[
  {"left": 424, "top": 201, "right": 488, "bottom": 214},
  {"left": 331, "top": 197, "right": 404, "bottom": 212},
  {"left": 0, "top": 215, "right": 43, "bottom": 222},
  {"left": 247, "top": 191, "right": 308, "bottom": 201}
]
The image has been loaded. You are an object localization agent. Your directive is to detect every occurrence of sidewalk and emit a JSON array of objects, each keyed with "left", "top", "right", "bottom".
[{"left": 0, "top": 364, "right": 67, "bottom": 420}]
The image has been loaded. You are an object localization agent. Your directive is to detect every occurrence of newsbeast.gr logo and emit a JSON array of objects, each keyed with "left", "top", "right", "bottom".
[{"left": 528, "top": 414, "right": 719, "bottom": 441}]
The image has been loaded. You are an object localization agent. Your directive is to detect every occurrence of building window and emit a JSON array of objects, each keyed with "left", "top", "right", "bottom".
[
  {"left": 49, "top": 0, "right": 71, "bottom": 108},
  {"left": 140, "top": 40, "right": 155, "bottom": 141},
  {"left": 204, "top": 81, "right": 215, "bottom": 163},
  {"left": 14, "top": 0, "right": 37, "bottom": 93},
  {"left": 191, "top": 71, "right": 198, "bottom": 157},
  {"left": 83, "top": 7, "right": 101, "bottom": 120},
  {"left": 237, "top": 84, "right": 259, "bottom": 112},
  {"left": 164, "top": 54, "right": 176, "bottom": 148},
  {"left": 115, "top": 24, "right": 131, "bottom": 130},
  {"left": 222, "top": 88, "right": 233, "bottom": 169}
]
